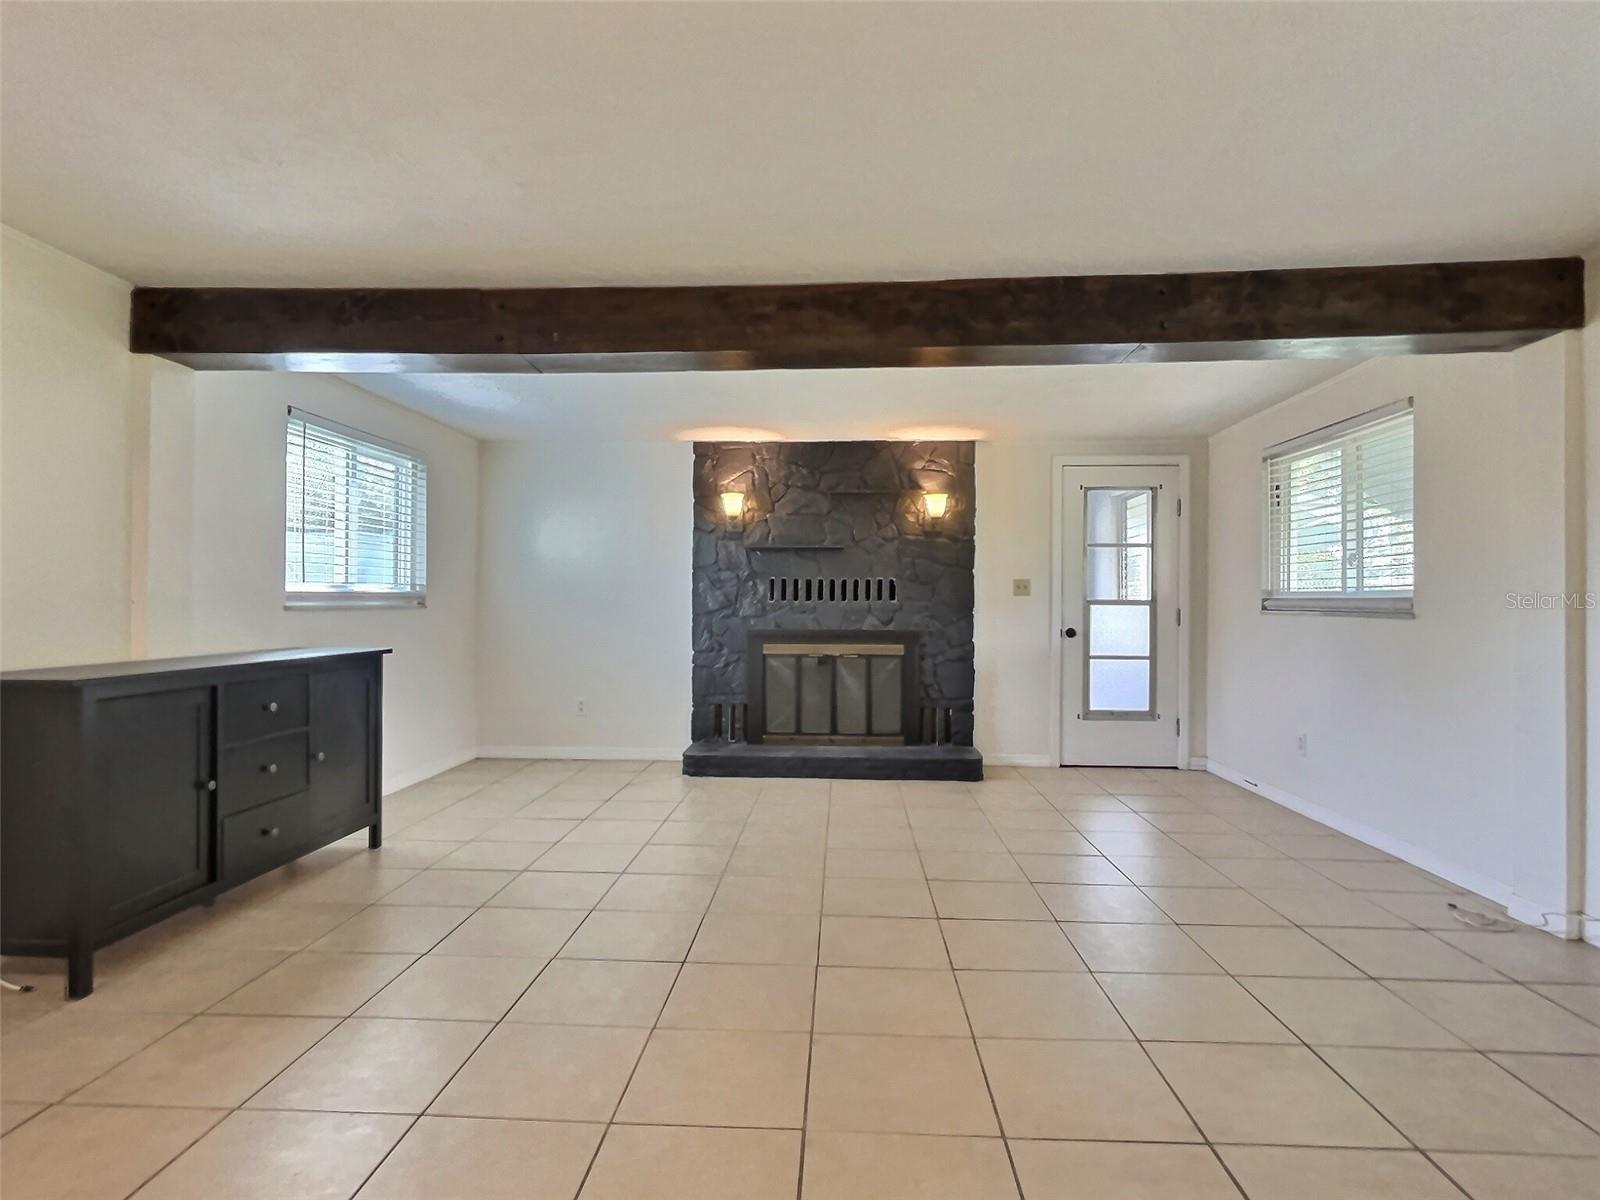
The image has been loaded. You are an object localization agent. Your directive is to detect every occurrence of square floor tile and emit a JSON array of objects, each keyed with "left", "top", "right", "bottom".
[
  {"left": 958, "top": 971, "right": 1129, "bottom": 1039},
  {"left": 249, "top": 1017, "right": 489, "bottom": 1113},
  {"left": 354, "top": 1115, "right": 603, "bottom": 1200},
  {"left": 1062, "top": 924, "right": 1222, "bottom": 974},
  {"left": 208, "top": 951, "right": 415, "bottom": 1016},
  {"left": 506, "top": 958, "right": 679, "bottom": 1026},
  {"left": 596, "top": 872, "right": 717, "bottom": 913},
  {"left": 1148, "top": 1042, "right": 1404, "bottom": 1146},
  {"left": 978, "top": 1039, "right": 1198, "bottom": 1141},
  {"left": 1184, "top": 926, "right": 1362, "bottom": 977},
  {"left": 713, "top": 873, "right": 824, "bottom": 915},
  {"left": 560, "top": 911, "right": 701, "bottom": 961},
  {"left": 1141, "top": 887, "right": 1289, "bottom": 926},
  {"left": 378, "top": 869, "right": 517, "bottom": 907},
  {"left": 1218, "top": 1146, "right": 1464, "bottom": 1200},
  {"left": 940, "top": 920, "right": 1085, "bottom": 971},
  {"left": 1309, "top": 861, "right": 1447, "bottom": 891},
  {"left": 1318, "top": 1047, "right": 1600, "bottom": 1153},
  {"left": 0, "top": 1010, "right": 188, "bottom": 1102},
  {"left": 1383, "top": 981, "right": 1600, "bottom": 1052},
  {"left": 1308, "top": 929, "right": 1506, "bottom": 981},
  {"left": 930, "top": 881, "right": 1051, "bottom": 920},
  {"left": 358, "top": 955, "right": 546, "bottom": 1021},
  {"left": 432, "top": 907, "right": 585, "bottom": 958},
  {"left": 1490, "top": 1052, "right": 1600, "bottom": 1129},
  {"left": 135, "top": 1109, "right": 408, "bottom": 1200},
  {"left": 1098, "top": 973, "right": 1294, "bottom": 1042},
  {"left": 0, "top": 1102, "right": 44, "bottom": 1133},
  {"left": 919, "top": 852, "right": 1025, "bottom": 882},
  {"left": 802, "top": 1131, "right": 1018, "bottom": 1200},
  {"left": 1010, "top": 1140, "right": 1241, "bottom": 1200},
  {"left": 1238, "top": 977, "right": 1466, "bottom": 1048},
  {"left": 430, "top": 1023, "right": 647, "bottom": 1121},
  {"left": 487, "top": 871, "right": 617, "bottom": 909},
  {"left": 823, "top": 878, "right": 936, "bottom": 918},
  {"left": 70, "top": 1015, "right": 336, "bottom": 1108},
  {"left": 1532, "top": 983, "right": 1600, "bottom": 1023},
  {"left": 657, "top": 963, "right": 814, "bottom": 1032},
  {"left": 582, "top": 1124, "right": 800, "bottom": 1200},
  {"left": 820, "top": 916, "right": 949, "bottom": 968},
  {"left": 536, "top": 843, "right": 641, "bottom": 873},
  {"left": 824, "top": 849, "right": 924, "bottom": 879},
  {"left": 727, "top": 846, "right": 825, "bottom": 877},
  {"left": 1249, "top": 889, "right": 1411, "bottom": 928},
  {"left": 615, "top": 1028, "right": 810, "bottom": 1128},
  {"left": 1035, "top": 884, "right": 1169, "bottom": 924},
  {"left": 807, "top": 1034, "right": 998, "bottom": 1135},
  {"left": 310, "top": 906, "right": 474, "bottom": 953},
  {"left": 627, "top": 844, "right": 733, "bottom": 875},
  {"left": 690, "top": 913, "right": 819, "bottom": 965},
  {"left": 1103, "top": 856, "right": 1233, "bottom": 888},
  {"left": 0, "top": 1103, "right": 224, "bottom": 1200},
  {"left": 76, "top": 949, "right": 289, "bottom": 1014},
  {"left": 1431, "top": 1152, "right": 1600, "bottom": 1200},
  {"left": 814, "top": 967, "right": 969, "bottom": 1036},
  {"left": 1434, "top": 928, "right": 1600, "bottom": 984},
  {"left": 1013, "top": 854, "right": 1129, "bottom": 884},
  {"left": 436, "top": 841, "right": 551, "bottom": 871}
]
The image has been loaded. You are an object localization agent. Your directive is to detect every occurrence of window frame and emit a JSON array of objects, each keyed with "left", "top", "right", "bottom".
[
  {"left": 284, "top": 407, "right": 428, "bottom": 609},
  {"left": 1260, "top": 398, "right": 1415, "bottom": 619}
]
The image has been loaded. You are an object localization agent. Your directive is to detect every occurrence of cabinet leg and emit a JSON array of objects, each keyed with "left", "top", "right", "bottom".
[
  {"left": 368, "top": 821, "right": 382, "bottom": 850},
  {"left": 66, "top": 942, "right": 95, "bottom": 1000}
]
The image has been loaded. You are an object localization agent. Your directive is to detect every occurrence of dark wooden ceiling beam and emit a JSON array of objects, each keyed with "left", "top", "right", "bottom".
[{"left": 129, "top": 257, "right": 1585, "bottom": 372}]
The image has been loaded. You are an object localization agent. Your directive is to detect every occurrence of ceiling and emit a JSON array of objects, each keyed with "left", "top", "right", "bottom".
[
  {"left": 344, "top": 359, "right": 1355, "bottom": 442},
  {"left": 3, "top": 2, "right": 1598, "bottom": 288}
]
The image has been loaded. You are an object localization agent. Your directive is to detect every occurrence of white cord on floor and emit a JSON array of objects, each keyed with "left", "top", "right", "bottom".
[
  {"left": 0, "top": 977, "right": 36, "bottom": 993},
  {"left": 1448, "top": 901, "right": 1600, "bottom": 936}
]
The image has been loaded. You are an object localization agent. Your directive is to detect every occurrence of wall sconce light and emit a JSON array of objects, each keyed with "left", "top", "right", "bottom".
[
  {"left": 922, "top": 492, "right": 950, "bottom": 519},
  {"left": 720, "top": 491, "right": 746, "bottom": 520}
]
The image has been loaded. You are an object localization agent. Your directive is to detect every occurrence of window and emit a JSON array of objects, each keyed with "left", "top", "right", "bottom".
[
  {"left": 1084, "top": 486, "right": 1156, "bottom": 716},
  {"left": 285, "top": 408, "right": 426, "bottom": 606},
  {"left": 1262, "top": 398, "right": 1413, "bottom": 616}
]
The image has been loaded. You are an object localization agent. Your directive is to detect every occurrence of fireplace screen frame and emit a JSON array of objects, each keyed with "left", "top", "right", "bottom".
[{"left": 745, "top": 630, "right": 920, "bottom": 746}]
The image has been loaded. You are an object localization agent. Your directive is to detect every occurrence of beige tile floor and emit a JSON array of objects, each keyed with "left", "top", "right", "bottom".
[{"left": 4, "top": 760, "right": 1600, "bottom": 1199}]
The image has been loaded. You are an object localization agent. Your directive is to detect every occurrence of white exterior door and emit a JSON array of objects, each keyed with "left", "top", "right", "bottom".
[{"left": 1058, "top": 464, "right": 1182, "bottom": 766}]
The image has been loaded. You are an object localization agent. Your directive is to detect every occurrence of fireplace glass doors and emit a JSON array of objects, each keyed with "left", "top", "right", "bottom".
[{"left": 756, "top": 638, "right": 910, "bottom": 744}]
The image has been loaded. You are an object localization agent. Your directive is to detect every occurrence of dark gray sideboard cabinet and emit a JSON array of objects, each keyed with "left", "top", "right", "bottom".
[{"left": 1, "top": 647, "right": 389, "bottom": 997}]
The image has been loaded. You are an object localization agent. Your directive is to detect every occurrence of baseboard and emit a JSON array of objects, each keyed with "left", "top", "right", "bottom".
[
  {"left": 477, "top": 744, "right": 683, "bottom": 763},
  {"left": 984, "top": 753, "right": 1055, "bottom": 768},
  {"left": 1187, "top": 756, "right": 1210, "bottom": 771},
  {"left": 1203, "top": 758, "right": 1572, "bottom": 937},
  {"left": 382, "top": 747, "right": 477, "bottom": 795}
]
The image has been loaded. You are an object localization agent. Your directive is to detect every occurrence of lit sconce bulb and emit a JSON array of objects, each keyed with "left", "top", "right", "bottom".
[
  {"left": 720, "top": 491, "right": 746, "bottom": 519},
  {"left": 923, "top": 492, "right": 949, "bottom": 519}
]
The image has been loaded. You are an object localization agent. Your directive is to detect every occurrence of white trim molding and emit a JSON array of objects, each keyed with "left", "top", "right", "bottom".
[{"left": 477, "top": 745, "right": 684, "bottom": 763}]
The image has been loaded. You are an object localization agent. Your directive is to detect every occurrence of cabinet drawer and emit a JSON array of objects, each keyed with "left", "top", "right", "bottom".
[
  {"left": 223, "top": 674, "right": 309, "bottom": 744},
  {"left": 221, "top": 793, "right": 309, "bottom": 883},
  {"left": 220, "top": 732, "right": 309, "bottom": 814}
]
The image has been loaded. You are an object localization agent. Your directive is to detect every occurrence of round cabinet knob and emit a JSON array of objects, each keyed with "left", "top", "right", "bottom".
[
  {"left": 260, "top": 826, "right": 280, "bottom": 839},
  {"left": 205, "top": 779, "right": 217, "bottom": 792},
  {"left": 315, "top": 751, "right": 327, "bottom": 763},
  {"left": 264, "top": 762, "right": 279, "bottom": 775},
  {"left": 264, "top": 701, "right": 279, "bottom": 714}
]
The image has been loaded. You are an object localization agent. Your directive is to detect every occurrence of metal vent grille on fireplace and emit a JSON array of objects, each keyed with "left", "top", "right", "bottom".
[{"left": 766, "top": 577, "right": 897, "bottom": 605}]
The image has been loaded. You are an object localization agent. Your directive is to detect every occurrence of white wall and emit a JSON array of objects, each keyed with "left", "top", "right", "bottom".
[
  {"left": 476, "top": 439, "right": 692, "bottom": 758},
  {"left": 1206, "top": 345, "right": 1584, "bottom": 930},
  {"left": 1584, "top": 240, "right": 1600, "bottom": 939},
  {"left": 1, "top": 227, "right": 135, "bottom": 667},
  {"left": 182, "top": 374, "right": 481, "bottom": 789},
  {"left": 975, "top": 439, "right": 1208, "bottom": 766}
]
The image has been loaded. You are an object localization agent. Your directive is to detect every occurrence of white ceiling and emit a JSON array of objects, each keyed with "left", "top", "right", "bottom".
[
  {"left": 3, "top": 2, "right": 1598, "bottom": 287},
  {"left": 344, "top": 359, "right": 1355, "bottom": 442}
]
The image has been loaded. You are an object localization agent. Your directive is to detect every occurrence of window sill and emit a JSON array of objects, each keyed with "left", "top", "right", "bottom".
[
  {"left": 1261, "top": 598, "right": 1413, "bottom": 619},
  {"left": 285, "top": 594, "right": 426, "bottom": 610}
]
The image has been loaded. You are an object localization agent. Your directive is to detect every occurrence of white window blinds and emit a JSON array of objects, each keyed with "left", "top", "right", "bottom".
[
  {"left": 286, "top": 408, "right": 427, "bottom": 604},
  {"left": 1262, "top": 398, "right": 1413, "bottom": 615}
]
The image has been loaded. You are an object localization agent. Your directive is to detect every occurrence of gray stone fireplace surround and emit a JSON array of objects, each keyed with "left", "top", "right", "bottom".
[{"left": 686, "top": 439, "right": 978, "bottom": 778}]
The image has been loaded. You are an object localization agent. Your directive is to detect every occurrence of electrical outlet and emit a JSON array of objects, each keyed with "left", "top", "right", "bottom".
[
  {"left": 1012, "top": 578, "right": 1032, "bottom": 597},
  {"left": 1296, "top": 733, "right": 1308, "bottom": 757},
  {"left": 576, "top": 699, "right": 587, "bottom": 716}
]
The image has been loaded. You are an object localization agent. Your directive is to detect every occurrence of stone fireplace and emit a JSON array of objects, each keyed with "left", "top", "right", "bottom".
[{"left": 684, "top": 440, "right": 980, "bottom": 780}]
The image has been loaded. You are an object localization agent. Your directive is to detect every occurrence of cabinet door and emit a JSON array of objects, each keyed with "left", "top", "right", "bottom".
[
  {"left": 308, "top": 667, "right": 375, "bottom": 837},
  {"left": 95, "top": 686, "right": 214, "bottom": 927}
]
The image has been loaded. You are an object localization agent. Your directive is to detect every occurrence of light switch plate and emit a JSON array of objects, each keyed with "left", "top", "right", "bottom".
[{"left": 1012, "top": 578, "right": 1032, "bottom": 597}]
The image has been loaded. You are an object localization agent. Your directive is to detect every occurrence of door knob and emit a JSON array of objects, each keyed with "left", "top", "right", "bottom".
[{"left": 1062, "top": 627, "right": 1078, "bottom": 639}]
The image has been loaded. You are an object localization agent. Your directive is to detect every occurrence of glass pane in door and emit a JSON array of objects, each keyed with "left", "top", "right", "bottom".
[{"left": 1083, "top": 487, "right": 1156, "bottom": 718}]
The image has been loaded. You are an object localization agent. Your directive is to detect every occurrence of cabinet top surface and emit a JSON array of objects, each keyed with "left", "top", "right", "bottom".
[{"left": 1, "top": 647, "right": 391, "bottom": 686}]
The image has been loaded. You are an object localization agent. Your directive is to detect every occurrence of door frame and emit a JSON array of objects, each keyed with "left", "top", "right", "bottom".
[{"left": 1050, "top": 455, "right": 1191, "bottom": 769}]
